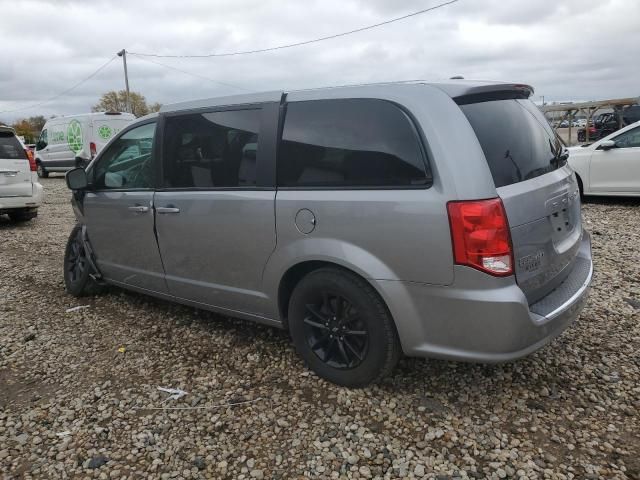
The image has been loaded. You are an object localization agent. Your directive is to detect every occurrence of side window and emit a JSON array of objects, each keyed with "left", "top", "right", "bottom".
[
  {"left": 37, "top": 129, "right": 48, "bottom": 149},
  {"left": 277, "top": 99, "right": 429, "bottom": 188},
  {"left": 614, "top": 126, "right": 640, "bottom": 149},
  {"left": 92, "top": 122, "right": 156, "bottom": 190},
  {"left": 162, "top": 109, "right": 261, "bottom": 188}
]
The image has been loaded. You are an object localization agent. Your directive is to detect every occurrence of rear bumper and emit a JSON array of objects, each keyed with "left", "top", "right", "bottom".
[
  {"left": 0, "top": 181, "right": 44, "bottom": 211},
  {"left": 376, "top": 231, "right": 593, "bottom": 363}
]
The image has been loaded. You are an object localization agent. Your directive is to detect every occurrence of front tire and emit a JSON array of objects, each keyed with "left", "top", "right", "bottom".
[
  {"left": 289, "top": 268, "right": 400, "bottom": 387},
  {"left": 64, "top": 225, "right": 103, "bottom": 297},
  {"left": 36, "top": 162, "right": 49, "bottom": 178}
]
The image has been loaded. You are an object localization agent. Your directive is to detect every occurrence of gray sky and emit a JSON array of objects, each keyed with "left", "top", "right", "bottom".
[{"left": 1, "top": 0, "right": 638, "bottom": 121}]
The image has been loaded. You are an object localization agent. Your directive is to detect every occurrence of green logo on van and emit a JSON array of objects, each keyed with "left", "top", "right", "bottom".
[
  {"left": 67, "top": 120, "right": 83, "bottom": 153},
  {"left": 98, "top": 125, "right": 112, "bottom": 140}
]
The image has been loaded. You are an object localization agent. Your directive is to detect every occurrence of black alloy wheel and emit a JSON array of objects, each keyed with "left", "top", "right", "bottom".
[
  {"left": 303, "top": 291, "right": 369, "bottom": 369},
  {"left": 289, "top": 268, "right": 400, "bottom": 387}
]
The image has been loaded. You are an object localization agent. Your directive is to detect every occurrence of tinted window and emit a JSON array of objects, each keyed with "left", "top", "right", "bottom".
[
  {"left": 0, "top": 132, "right": 27, "bottom": 160},
  {"left": 460, "top": 99, "right": 566, "bottom": 188},
  {"left": 614, "top": 126, "right": 640, "bottom": 148},
  {"left": 93, "top": 122, "right": 156, "bottom": 190},
  {"left": 278, "top": 99, "right": 428, "bottom": 188},
  {"left": 163, "top": 109, "right": 261, "bottom": 188}
]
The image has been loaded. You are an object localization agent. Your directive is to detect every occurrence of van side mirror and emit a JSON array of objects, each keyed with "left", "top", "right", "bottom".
[
  {"left": 66, "top": 168, "right": 88, "bottom": 190},
  {"left": 598, "top": 140, "right": 616, "bottom": 150}
]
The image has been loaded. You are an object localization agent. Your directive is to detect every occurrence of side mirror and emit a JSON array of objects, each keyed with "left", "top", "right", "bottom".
[
  {"left": 66, "top": 167, "right": 88, "bottom": 190},
  {"left": 598, "top": 140, "right": 616, "bottom": 150},
  {"left": 35, "top": 140, "right": 45, "bottom": 150}
]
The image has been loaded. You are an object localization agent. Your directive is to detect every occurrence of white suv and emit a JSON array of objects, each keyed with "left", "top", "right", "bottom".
[{"left": 0, "top": 126, "right": 44, "bottom": 221}]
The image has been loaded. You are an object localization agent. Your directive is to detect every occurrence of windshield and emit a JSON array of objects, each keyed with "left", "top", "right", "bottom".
[{"left": 460, "top": 99, "right": 566, "bottom": 188}]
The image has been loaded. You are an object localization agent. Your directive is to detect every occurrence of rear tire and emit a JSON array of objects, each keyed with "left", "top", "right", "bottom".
[
  {"left": 288, "top": 268, "right": 400, "bottom": 387},
  {"left": 8, "top": 210, "right": 37, "bottom": 222},
  {"left": 36, "top": 162, "right": 49, "bottom": 178},
  {"left": 64, "top": 224, "right": 103, "bottom": 297}
]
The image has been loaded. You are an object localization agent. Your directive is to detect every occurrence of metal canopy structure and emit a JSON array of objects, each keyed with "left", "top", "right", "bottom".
[{"left": 541, "top": 97, "right": 639, "bottom": 143}]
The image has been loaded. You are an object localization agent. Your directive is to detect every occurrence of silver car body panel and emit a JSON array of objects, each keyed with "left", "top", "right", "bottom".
[
  {"left": 82, "top": 190, "right": 167, "bottom": 293},
  {"left": 73, "top": 80, "right": 593, "bottom": 363},
  {"left": 154, "top": 190, "right": 276, "bottom": 316}
]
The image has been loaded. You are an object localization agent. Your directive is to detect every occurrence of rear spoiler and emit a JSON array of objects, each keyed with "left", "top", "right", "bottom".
[{"left": 453, "top": 84, "right": 534, "bottom": 105}]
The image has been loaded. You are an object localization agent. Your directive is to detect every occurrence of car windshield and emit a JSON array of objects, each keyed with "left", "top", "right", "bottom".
[{"left": 460, "top": 99, "right": 567, "bottom": 188}]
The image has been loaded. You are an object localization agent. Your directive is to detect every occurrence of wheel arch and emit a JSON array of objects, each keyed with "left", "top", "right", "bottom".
[
  {"left": 574, "top": 172, "right": 584, "bottom": 197},
  {"left": 277, "top": 260, "right": 395, "bottom": 333}
]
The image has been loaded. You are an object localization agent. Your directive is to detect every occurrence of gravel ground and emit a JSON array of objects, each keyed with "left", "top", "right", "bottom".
[{"left": 1, "top": 177, "right": 639, "bottom": 480}]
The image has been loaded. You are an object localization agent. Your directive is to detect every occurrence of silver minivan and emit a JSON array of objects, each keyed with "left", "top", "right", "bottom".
[{"left": 64, "top": 81, "right": 593, "bottom": 387}]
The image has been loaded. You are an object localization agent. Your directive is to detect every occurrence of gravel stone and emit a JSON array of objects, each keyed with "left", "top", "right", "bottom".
[{"left": 1, "top": 178, "right": 639, "bottom": 479}]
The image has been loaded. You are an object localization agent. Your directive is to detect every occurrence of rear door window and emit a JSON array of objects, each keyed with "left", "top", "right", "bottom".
[
  {"left": 0, "top": 132, "right": 28, "bottom": 160},
  {"left": 162, "top": 109, "right": 261, "bottom": 188},
  {"left": 278, "top": 99, "right": 429, "bottom": 188},
  {"left": 460, "top": 99, "right": 566, "bottom": 188}
]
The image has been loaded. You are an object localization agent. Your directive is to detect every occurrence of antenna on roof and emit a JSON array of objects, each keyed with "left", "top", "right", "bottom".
[{"left": 450, "top": 75, "right": 464, "bottom": 80}]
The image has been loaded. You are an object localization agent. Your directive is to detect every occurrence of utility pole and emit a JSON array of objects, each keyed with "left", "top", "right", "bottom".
[{"left": 117, "top": 49, "right": 131, "bottom": 114}]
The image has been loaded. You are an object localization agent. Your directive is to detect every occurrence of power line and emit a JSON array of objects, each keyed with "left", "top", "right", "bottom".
[
  {"left": 128, "top": 53, "right": 250, "bottom": 92},
  {"left": 0, "top": 56, "right": 118, "bottom": 115},
  {"left": 129, "top": 0, "right": 460, "bottom": 58}
]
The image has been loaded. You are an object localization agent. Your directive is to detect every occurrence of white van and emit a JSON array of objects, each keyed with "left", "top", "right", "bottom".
[{"left": 35, "top": 112, "right": 135, "bottom": 177}]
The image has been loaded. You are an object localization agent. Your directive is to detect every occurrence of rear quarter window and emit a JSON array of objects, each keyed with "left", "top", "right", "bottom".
[
  {"left": 278, "top": 98, "right": 430, "bottom": 188},
  {"left": 0, "top": 132, "right": 28, "bottom": 160},
  {"left": 460, "top": 99, "right": 565, "bottom": 188}
]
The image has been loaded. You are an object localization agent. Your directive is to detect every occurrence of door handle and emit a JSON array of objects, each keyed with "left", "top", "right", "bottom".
[
  {"left": 128, "top": 205, "right": 149, "bottom": 213},
  {"left": 156, "top": 206, "right": 180, "bottom": 214}
]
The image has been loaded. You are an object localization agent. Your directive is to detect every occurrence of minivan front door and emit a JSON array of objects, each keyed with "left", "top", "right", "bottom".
[
  {"left": 154, "top": 106, "right": 278, "bottom": 316},
  {"left": 83, "top": 121, "right": 167, "bottom": 293}
]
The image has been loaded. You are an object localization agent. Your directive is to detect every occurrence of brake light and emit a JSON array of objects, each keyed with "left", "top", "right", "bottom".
[
  {"left": 25, "top": 149, "right": 37, "bottom": 172},
  {"left": 447, "top": 198, "right": 513, "bottom": 276},
  {"left": 90, "top": 142, "right": 97, "bottom": 158}
]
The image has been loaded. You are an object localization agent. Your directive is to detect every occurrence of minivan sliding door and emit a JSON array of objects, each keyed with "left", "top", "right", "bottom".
[{"left": 154, "top": 104, "right": 278, "bottom": 316}]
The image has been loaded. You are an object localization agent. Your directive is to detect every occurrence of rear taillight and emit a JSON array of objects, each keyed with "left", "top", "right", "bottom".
[
  {"left": 90, "top": 142, "right": 97, "bottom": 158},
  {"left": 25, "top": 149, "right": 37, "bottom": 172},
  {"left": 447, "top": 198, "right": 513, "bottom": 276}
]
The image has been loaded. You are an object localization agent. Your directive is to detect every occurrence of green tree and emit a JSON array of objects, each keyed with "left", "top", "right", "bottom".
[
  {"left": 92, "top": 90, "right": 161, "bottom": 118},
  {"left": 26, "top": 115, "right": 46, "bottom": 133},
  {"left": 12, "top": 119, "right": 36, "bottom": 143}
]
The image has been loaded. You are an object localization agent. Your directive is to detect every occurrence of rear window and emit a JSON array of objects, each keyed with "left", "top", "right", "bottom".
[
  {"left": 0, "top": 132, "right": 27, "bottom": 160},
  {"left": 460, "top": 99, "right": 565, "bottom": 188},
  {"left": 278, "top": 99, "right": 429, "bottom": 188}
]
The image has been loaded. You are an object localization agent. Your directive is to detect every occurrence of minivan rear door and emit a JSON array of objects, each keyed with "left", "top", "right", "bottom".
[
  {"left": 460, "top": 98, "right": 583, "bottom": 303},
  {"left": 154, "top": 104, "right": 279, "bottom": 317},
  {"left": 0, "top": 130, "right": 33, "bottom": 198}
]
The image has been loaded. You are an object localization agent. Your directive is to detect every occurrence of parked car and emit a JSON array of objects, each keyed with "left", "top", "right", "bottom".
[
  {"left": 0, "top": 126, "right": 44, "bottom": 221},
  {"left": 622, "top": 105, "right": 640, "bottom": 125},
  {"left": 35, "top": 112, "right": 135, "bottom": 177},
  {"left": 577, "top": 112, "right": 619, "bottom": 142},
  {"left": 63, "top": 81, "right": 593, "bottom": 387},
  {"left": 568, "top": 120, "right": 640, "bottom": 196}
]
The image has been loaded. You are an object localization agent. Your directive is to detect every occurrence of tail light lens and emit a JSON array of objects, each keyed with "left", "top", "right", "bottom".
[
  {"left": 25, "top": 149, "right": 37, "bottom": 172},
  {"left": 447, "top": 198, "right": 513, "bottom": 276},
  {"left": 90, "top": 142, "right": 97, "bottom": 158}
]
